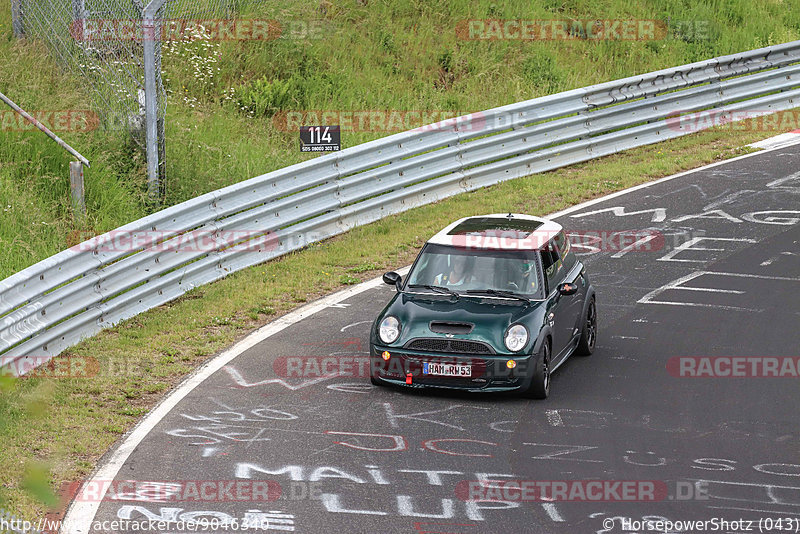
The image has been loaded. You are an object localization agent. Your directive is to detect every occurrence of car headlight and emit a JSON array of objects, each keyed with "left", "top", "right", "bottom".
[
  {"left": 504, "top": 324, "right": 528, "bottom": 352},
  {"left": 379, "top": 316, "right": 401, "bottom": 344}
]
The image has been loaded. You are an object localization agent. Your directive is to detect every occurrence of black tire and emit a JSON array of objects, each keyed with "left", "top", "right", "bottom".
[
  {"left": 576, "top": 297, "right": 597, "bottom": 356},
  {"left": 370, "top": 375, "right": 384, "bottom": 386},
  {"left": 370, "top": 360, "right": 386, "bottom": 386},
  {"left": 523, "top": 340, "right": 551, "bottom": 399}
]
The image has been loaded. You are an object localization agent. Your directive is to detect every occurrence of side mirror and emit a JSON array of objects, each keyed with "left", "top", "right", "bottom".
[
  {"left": 383, "top": 271, "right": 402, "bottom": 290},
  {"left": 557, "top": 282, "right": 578, "bottom": 296}
]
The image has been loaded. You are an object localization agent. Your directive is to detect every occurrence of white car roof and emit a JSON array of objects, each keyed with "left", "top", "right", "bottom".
[{"left": 427, "top": 214, "right": 563, "bottom": 251}]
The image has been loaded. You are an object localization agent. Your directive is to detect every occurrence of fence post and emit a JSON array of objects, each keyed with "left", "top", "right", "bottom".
[
  {"left": 69, "top": 162, "right": 86, "bottom": 219},
  {"left": 143, "top": 0, "right": 167, "bottom": 203},
  {"left": 11, "top": 0, "right": 24, "bottom": 38},
  {"left": 71, "top": 0, "right": 86, "bottom": 36}
]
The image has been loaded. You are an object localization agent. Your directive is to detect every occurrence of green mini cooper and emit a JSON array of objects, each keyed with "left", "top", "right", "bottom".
[{"left": 369, "top": 214, "right": 597, "bottom": 398}]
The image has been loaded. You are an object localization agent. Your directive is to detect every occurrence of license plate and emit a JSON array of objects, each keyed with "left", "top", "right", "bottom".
[{"left": 423, "top": 362, "right": 471, "bottom": 377}]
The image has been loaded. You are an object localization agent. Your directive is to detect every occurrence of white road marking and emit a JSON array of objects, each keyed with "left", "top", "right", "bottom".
[
  {"left": 761, "top": 251, "right": 796, "bottom": 266},
  {"left": 61, "top": 266, "right": 408, "bottom": 534},
  {"left": 488, "top": 420, "right": 516, "bottom": 433},
  {"left": 657, "top": 237, "right": 756, "bottom": 263},
  {"left": 326, "top": 383, "right": 373, "bottom": 394},
  {"left": 223, "top": 366, "right": 342, "bottom": 390},
  {"left": 707, "top": 271, "right": 800, "bottom": 281},
  {"left": 545, "top": 410, "right": 564, "bottom": 427},
  {"left": 748, "top": 131, "right": 800, "bottom": 151},
  {"left": 340, "top": 320, "right": 372, "bottom": 332},
  {"left": 63, "top": 141, "right": 793, "bottom": 533},
  {"left": 569, "top": 206, "right": 667, "bottom": 222},
  {"left": 640, "top": 271, "right": 800, "bottom": 311},
  {"left": 523, "top": 443, "right": 603, "bottom": 463},
  {"left": 707, "top": 506, "right": 800, "bottom": 516},
  {"left": 673, "top": 286, "right": 744, "bottom": 294},
  {"left": 382, "top": 403, "right": 489, "bottom": 431},
  {"left": 766, "top": 171, "right": 800, "bottom": 193},
  {"left": 635, "top": 271, "right": 800, "bottom": 312},
  {"left": 702, "top": 190, "right": 755, "bottom": 211},
  {"left": 611, "top": 233, "right": 660, "bottom": 258},
  {"left": 542, "top": 503, "right": 564, "bottom": 522},
  {"left": 547, "top": 142, "right": 798, "bottom": 220}
]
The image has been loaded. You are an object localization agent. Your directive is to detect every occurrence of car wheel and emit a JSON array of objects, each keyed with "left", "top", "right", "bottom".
[
  {"left": 370, "top": 364, "right": 385, "bottom": 387},
  {"left": 576, "top": 297, "right": 597, "bottom": 356},
  {"left": 523, "top": 341, "right": 550, "bottom": 399}
]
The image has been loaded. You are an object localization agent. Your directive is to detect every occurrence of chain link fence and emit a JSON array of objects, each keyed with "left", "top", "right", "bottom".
[{"left": 10, "top": 0, "right": 244, "bottom": 201}]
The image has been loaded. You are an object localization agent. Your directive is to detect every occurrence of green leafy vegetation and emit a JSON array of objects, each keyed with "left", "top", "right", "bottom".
[
  {"left": 0, "top": 0, "right": 799, "bottom": 520},
  {"left": 2, "top": 1, "right": 799, "bottom": 277}
]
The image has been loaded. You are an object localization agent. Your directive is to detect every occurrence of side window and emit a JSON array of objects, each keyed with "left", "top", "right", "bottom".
[
  {"left": 540, "top": 240, "right": 563, "bottom": 294},
  {"left": 554, "top": 230, "right": 577, "bottom": 273}
]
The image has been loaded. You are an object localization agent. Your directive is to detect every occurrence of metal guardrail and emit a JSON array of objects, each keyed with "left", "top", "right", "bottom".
[{"left": 2, "top": 41, "right": 799, "bottom": 373}]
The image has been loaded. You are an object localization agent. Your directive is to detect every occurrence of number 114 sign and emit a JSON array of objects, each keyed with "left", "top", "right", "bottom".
[{"left": 300, "top": 125, "right": 341, "bottom": 153}]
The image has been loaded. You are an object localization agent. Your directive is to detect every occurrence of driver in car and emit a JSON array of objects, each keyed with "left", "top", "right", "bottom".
[{"left": 434, "top": 255, "right": 475, "bottom": 287}]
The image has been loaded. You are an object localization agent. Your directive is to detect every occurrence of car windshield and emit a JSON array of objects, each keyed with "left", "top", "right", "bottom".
[{"left": 405, "top": 243, "right": 544, "bottom": 299}]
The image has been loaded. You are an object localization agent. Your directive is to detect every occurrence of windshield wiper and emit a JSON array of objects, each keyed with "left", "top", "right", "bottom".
[
  {"left": 407, "top": 284, "right": 459, "bottom": 298},
  {"left": 465, "top": 289, "right": 530, "bottom": 304}
]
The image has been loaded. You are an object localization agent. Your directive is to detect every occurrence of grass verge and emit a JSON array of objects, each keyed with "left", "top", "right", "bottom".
[
  {"left": 3, "top": 0, "right": 800, "bottom": 520},
  {"left": 2, "top": 0, "right": 800, "bottom": 277},
  {"left": 0, "top": 116, "right": 795, "bottom": 519}
]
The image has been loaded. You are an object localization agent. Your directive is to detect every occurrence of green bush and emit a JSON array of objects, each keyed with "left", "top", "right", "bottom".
[
  {"left": 236, "top": 75, "right": 307, "bottom": 118},
  {"left": 521, "top": 49, "right": 563, "bottom": 92}
]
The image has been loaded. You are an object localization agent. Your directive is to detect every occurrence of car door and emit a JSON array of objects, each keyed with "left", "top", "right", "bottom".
[
  {"left": 553, "top": 231, "right": 583, "bottom": 353},
  {"left": 541, "top": 239, "right": 570, "bottom": 362}
]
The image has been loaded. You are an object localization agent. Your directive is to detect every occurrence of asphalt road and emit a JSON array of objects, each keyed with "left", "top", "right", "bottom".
[{"left": 76, "top": 144, "right": 800, "bottom": 534}]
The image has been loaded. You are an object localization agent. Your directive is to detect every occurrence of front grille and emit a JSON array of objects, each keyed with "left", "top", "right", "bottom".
[{"left": 404, "top": 338, "right": 495, "bottom": 355}]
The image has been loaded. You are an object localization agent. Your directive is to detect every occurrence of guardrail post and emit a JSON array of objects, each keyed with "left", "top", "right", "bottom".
[
  {"left": 70, "top": 162, "right": 86, "bottom": 220},
  {"left": 11, "top": 0, "right": 24, "bottom": 38}
]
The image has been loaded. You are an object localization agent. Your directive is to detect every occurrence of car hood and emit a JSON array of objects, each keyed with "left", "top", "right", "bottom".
[{"left": 378, "top": 292, "right": 546, "bottom": 354}]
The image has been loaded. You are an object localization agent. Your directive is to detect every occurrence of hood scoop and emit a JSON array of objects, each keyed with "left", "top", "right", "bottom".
[{"left": 429, "top": 321, "right": 474, "bottom": 335}]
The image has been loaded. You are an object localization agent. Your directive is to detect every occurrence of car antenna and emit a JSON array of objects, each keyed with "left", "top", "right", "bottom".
[{"left": 506, "top": 212, "right": 513, "bottom": 219}]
